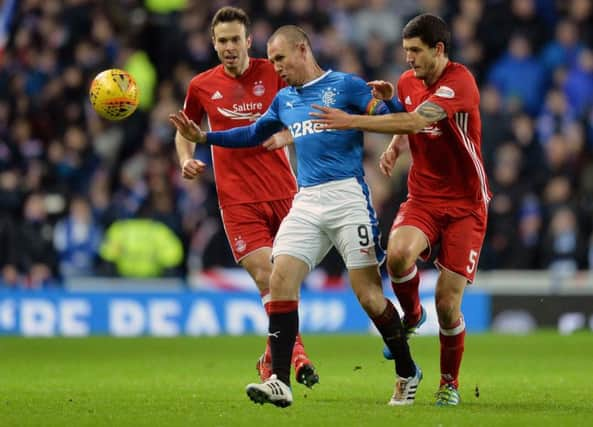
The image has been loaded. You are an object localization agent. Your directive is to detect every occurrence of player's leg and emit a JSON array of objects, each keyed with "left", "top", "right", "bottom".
[
  {"left": 246, "top": 190, "right": 326, "bottom": 407},
  {"left": 434, "top": 268, "right": 466, "bottom": 406},
  {"left": 267, "top": 198, "right": 317, "bottom": 387},
  {"left": 239, "top": 249, "right": 275, "bottom": 381},
  {"left": 328, "top": 178, "right": 421, "bottom": 405},
  {"left": 434, "top": 205, "right": 487, "bottom": 406},
  {"left": 267, "top": 255, "right": 310, "bottom": 385},
  {"left": 387, "top": 200, "right": 439, "bottom": 336},
  {"left": 223, "top": 203, "right": 277, "bottom": 381},
  {"left": 223, "top": 200, "right": 316, "bottom": 384},
  {"left": 243, "top": 249, "right": 317, "bottom": 384},
  {"left": 245, "top": 255, "right": 309, "bottom": 408},
  {"left": 387, "top": 226, "right": 428, "bottom": 332},
  {"left": 348, "top": 266, "right": 422, "bottom": 405},
  {"left": 240, "top": 248, "right": 273, "bottom": 294}
]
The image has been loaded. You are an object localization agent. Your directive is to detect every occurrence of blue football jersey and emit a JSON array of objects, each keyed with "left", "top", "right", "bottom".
[{"left": 206, "top": 70, "right": 402, "bottom": 187}]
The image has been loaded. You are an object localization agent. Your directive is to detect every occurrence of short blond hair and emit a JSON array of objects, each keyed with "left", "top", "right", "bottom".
[{"left": 268, "top": 25, "right": 312, "bottom": 49}]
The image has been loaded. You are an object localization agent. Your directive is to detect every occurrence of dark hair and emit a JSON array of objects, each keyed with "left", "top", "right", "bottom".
[
  {"left": 402, "top": 13, "right": 451, "bottom": 54},
  {"left": 210, "top": 6, "right": 250, "bottom": 37}
]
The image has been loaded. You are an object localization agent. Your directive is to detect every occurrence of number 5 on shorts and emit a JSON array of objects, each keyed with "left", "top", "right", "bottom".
[{"left": 466, "top": 249, "right": 478, "bottom": 274}]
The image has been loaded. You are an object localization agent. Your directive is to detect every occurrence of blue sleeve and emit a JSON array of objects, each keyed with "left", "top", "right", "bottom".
[
  {"left": 206, "top": 97, "right": 284, "bottom": 148},
  {"left": 374, "top": 97, "right": 404, "bottom": 114},
  {"left": 344, "top": 74, "right": 403, "bottom": 115}
]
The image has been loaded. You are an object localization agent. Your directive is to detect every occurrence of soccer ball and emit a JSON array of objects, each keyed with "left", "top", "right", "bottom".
[{"left": 89, "top": 69, "right": 139, "bottom": 120}]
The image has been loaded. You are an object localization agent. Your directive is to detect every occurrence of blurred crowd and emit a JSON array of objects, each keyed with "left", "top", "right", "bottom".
[{"left": 1, "top": 0, "right": 593, "bottom": 288}]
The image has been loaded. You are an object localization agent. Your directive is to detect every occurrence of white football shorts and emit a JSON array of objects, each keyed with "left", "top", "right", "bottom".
[{"left": 272, "top": 177, "right": 385, "bottom": 271}]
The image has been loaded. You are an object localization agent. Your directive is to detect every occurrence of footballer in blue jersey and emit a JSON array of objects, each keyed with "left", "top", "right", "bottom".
[
  {"left": 170, "top": 25, "right": 420, "bottom": 409},
  {"left": 202, "top": 70, "right": 403, "bottom": 188}
]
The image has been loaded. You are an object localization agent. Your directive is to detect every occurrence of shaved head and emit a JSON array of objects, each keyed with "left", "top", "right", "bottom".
[
  {"left": 268, "top": 25, "right": 312, "bottom": 50},
  {"left": 267, "top": 25, "right": 322, "bottom": 86}
]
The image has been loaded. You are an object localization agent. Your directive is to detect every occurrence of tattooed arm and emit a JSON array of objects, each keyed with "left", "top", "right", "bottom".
[
  {"left": 311, "top": 100, "right": 447, "bottom": 135},
  {"left": 414, "top": 101, "right": 447, "bottom": 123}
]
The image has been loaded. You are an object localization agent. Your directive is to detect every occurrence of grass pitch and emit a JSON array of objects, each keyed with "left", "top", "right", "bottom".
[{"left": 1, "top": 332, "right": 592, "bottom": 426}]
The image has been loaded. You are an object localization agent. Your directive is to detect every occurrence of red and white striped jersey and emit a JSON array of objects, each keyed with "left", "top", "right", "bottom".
[
  {"left": 397, "top": 62, "right": 491, "bottom": 208},
  {"left": 183, "top": 58, "right": 297, "bottom": 208}
]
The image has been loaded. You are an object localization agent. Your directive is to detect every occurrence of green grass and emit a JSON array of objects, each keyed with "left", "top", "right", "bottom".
[{"left": 1, "top": 332, "right": 592, "bottom": 426}]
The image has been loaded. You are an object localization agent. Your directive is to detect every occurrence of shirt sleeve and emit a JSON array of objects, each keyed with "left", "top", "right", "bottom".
[
  {"left": 345, "top": 74, "right": 403, "bottom": 115},
  {"left": 424, "top": 69, "right": 479, "bottom": 118},
  {"left": 182, "top": 79, "right": 204, "bottom": 123},
  {"left": 382, "top": 98, "right": 404, "bottom": 113},
  {"left": 207, "top": 96, "right": 284, "bottom": 148}
]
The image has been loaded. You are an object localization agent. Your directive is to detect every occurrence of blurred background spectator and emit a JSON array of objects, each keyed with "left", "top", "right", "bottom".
[
  {"left": 53, "top": 195, "right": 102, "bottom": 278},
  {"left": 1, "top": 0, "right": 592, "bottom": 289},
  {"left": 99, "top": 213, "right": 183, "bottom": 278}
]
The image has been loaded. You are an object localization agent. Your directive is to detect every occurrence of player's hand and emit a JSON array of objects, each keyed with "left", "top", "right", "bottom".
[
  {"left": 169, "top": 110, "right": 206, "bottom": 143},
  {"left": 379, "top": 141, "right": 400, "bottom": 177},
  {"left": 181, "top": 158, "right": 206, "bottom": 179},
  {"left": 367, "top": 80, "right": 395, "bottom": 100},
  {"left": 310, "top": 104, "right": 352, "bottom": 130},
  {"left": 263, "top": 129, "right": 293, "bottom": 151}
]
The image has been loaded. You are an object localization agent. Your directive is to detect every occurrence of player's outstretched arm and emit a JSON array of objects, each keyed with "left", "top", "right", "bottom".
[
  {"left": 311, "top": 100, "right": 445, "bottom": 134},
  {"left": 262, "top": 129, "right": 293, "bottom": 151},
  {"left": 169, "top": 110, "right": 207, "bottom": 143},
  {"left": 207, "top": 118, "right": 283, "bottom": 148},
  {"left": 309, "top": 105, "right": 354, "bottom": 130}
]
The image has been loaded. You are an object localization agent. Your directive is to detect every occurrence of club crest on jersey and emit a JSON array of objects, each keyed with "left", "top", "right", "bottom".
[
  {"left": 321, "top": 87, "right": 338, "bottom": 106},
  {"left": 253, "top": 81, "right": 265, "bottom": 97},
  {"left": 435, "top": 86, "right": 455, "bottom": 99},
  {"left": 234, "top": 236, "right": 246, "bottom": 253}
]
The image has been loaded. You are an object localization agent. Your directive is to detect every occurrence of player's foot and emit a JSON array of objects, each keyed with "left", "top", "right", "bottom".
[
  {"left": 255, "top": 352, "right": 272, "bottom": 382},
  {"left": 388, "top": 366, "right": 422, "bottom": 406},
  {"left": 246, "top": 374, "right": 293, "bottom": 408},
  {"left": 292, "top": 352, "right": 319, "bottom": 388},
  {"left": 383, "top": 305, "right": 427, "bottom": 360},
  {"left": 435, "top": 383, "right": 460, "bottom": 406},
  {"left": 402, "top": 305, "right": 427, "bottom": 337}
]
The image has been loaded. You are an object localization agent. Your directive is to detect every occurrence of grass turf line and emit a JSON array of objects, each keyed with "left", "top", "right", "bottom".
[{"left": 1, "top": 332, "right": 592, "bottom": 426}]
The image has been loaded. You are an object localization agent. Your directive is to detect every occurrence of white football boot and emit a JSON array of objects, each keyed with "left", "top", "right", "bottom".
[
  {"left": 246, "top": 374, "right": 293, "bottom": 408},
  {"left": 388, "top": 366, "right": 423, "bottom": 406}
]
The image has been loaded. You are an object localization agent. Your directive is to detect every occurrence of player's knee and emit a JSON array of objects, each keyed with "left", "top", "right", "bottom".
[
  {"left": 435, "top": 297, "right": 460, "bottom": 326},
  {"left": 252, "top": 266, "right": 272, "bottom": 290},
  {"left": 388, "top": 245, "right": 416, "bottom": 275}
]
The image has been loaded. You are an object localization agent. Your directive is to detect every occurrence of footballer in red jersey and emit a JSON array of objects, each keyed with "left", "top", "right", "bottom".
[
  {"left": 183, "top": 59, "right": 295, "bottom": 210},
  {"left": 169, "top": 7, "right": 316, "bottom": 388},
  {"left": 311, "top": 13, "right": 490, "bottom": 405}
]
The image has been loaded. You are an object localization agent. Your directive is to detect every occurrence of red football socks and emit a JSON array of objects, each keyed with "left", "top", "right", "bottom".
[
  {"left": 390, "top": 264, "right": 421, "bottom": 324},
  {"left": 439, "top": 316, "right": 466, "bottom": 389}
]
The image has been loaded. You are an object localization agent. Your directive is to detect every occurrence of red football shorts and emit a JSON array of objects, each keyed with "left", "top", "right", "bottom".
[
  {"left": 391, "top": 198, "right": 488, "bottom": 283},
  {"left": 220, "top": 198, "right": 293, "bottom": 263}
]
